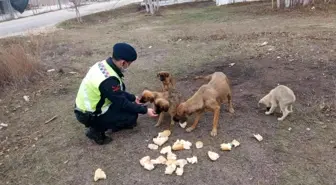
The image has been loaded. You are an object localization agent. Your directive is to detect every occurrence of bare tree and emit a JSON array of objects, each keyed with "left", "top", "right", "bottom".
[
  {"left": 154, "top": 0, "right": 160, "bottom": 12},
  {"left": 144, "top": 0, "right": 160, "bottom": 15},
  {"left": 70, "top": 0, "right": 83, "bottom": 23},
  {"left": 144, "top": 0, "right": 150, "bottom": 13}
]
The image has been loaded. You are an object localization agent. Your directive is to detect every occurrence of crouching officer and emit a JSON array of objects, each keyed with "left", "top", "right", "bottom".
[{"left": 74, "top": 42, "right": 158, "bottom": 145}]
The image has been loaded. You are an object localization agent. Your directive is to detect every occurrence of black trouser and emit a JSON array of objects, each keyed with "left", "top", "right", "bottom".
[{"left": 75, "top": 106, "right": 138, "bottom": 132}]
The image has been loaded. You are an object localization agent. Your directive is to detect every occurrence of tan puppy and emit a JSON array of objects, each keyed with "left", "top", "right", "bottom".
[
  {"left": 173, "top": 72, "right": 234, "bottom": 137},
  {"left": 139, "top": 89, "right": 170, "bottom": 127},
  {"left": 258, "top": 85, "right": 296, "bottom": 121},
  {"left": 156, "top": 87, "right": 183, "bottom": 129},
  {"left": 157, "top": 71, "right": 175, "bottom": 91}
]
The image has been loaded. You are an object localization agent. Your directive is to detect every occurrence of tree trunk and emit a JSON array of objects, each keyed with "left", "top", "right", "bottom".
[
  {"left": 144, "top": 0, "right": 149, "bottom": 13},
  {"left": 303, "top": 0, "right": 311, "bottom": 6},
  {"left": 75, "top": 7, "right": 82, "bottom": 23},
  {"left": 285, "top": 0, "right": 290, "bottom": 7},
  {"left": 277, "top": 0, "right": 281, "bottom": 8},
  {"left": 155, "top": 0, "right": 160, "bottom": 12},
  {"left": 148, "top": 0, "right": 154, "bottom": 15}
]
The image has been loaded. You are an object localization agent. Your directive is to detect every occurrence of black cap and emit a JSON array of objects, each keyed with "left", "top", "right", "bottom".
[{"left": 112, "top": 43, "right": 137, "bottom": 62}]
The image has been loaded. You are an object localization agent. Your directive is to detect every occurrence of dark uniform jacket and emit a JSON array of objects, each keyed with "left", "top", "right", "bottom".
[{"left": 96, "top": 57, "right": 147, "bottom": 115}]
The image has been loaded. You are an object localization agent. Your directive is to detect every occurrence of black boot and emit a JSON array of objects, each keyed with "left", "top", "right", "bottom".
[{"left": 85, "top": 127, "right": 112, "bottom": 145}]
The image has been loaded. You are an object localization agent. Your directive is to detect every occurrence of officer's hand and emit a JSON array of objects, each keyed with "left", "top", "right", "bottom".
[
  {"left": 147, "top": 108, "right": 158, "bottom": 117},
  {"left": 135, "top": 96, "right": 143, "bottom": 105}
]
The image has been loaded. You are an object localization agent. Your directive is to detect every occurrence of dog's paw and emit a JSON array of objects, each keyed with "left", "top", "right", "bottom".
[
  {"left": 229, "top": 108, "right": 235, "bottom": 114},
  {"left": 210, "top": 130, "right": 217, "bottom": 137},
  {"left": 265, "top": 111, "right": 271, "bottom": 115},
  {"left": 186, "top": 127, "right": 195, "bottom": 132},
  {"left": 277, "top": 117, "right": 284, "bottom": 121}
]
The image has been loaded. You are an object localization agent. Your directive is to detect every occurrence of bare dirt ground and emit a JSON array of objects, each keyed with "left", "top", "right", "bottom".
[{"left": 1, "top": 1, "right": 336, "bottom": 185}]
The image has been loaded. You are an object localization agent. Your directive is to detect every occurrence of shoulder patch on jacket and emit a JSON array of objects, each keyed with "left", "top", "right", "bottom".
[{"left": 112, "top": 85, "right": 121, "bottom": 92}]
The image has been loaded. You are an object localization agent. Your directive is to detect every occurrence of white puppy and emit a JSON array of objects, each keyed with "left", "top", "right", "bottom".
[{"left": 258, "top": 85, "right": 296, "bottom": 121}]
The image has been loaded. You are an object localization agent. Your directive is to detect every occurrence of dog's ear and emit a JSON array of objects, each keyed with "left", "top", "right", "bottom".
[
  {"left": 141, "top": 90, "right": 155, "bottom": 103},
  {"left": 155, "top": 99, "right": 169, "bottom": 112},
  {"left": 162, "top": 101, "right": 170, "bottom": 112},
  {"left": 150, "top": 96, "right": 155, "bottom": 102}
]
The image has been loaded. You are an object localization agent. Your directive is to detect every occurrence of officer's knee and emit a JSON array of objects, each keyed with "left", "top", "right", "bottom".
[{"left": 128, "top": 113, "right": 138, "bottom": 127}]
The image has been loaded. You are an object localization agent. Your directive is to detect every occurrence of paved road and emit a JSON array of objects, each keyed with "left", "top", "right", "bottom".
[{"left": 0, "top": 0, "right": 142, "bottom": 38}]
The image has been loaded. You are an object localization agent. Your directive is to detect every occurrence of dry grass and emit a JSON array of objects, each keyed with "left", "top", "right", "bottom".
[{"left": 0, "top": 35, "right": 45, "bottom": 88}]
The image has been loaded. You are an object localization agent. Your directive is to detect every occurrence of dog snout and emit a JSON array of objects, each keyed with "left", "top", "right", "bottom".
[
  {"left": 173, "top": 116, "right": 179, "bottom": 122},
  {"left": 159, "top": 76, "right": 165, "bottom": 81},
  {"left": 155, "top": 106, "right": 163, "bottom": 114},
  {"left": 139, "top": 98, "right": 146, "bottom": 103},
  {"left": 179, "top": 116, "right": 188, "bottom": 123},
  {"left": 156, "top": 110, "right": 162, "bottom": 114}
]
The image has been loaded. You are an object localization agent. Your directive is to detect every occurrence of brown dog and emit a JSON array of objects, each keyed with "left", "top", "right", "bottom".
[
  {"left": 157, "top": 71, "right": 175, "bottom": 91},
  {"left": 173, "top": 72, "right": 234, "bottom": 136},
  {"left": 139, "top": 88, "right": 183, "bottom": 129},
  {"left": 156, "top": 87, "right": 183, "bottom": 129},
  {"left": 139, "top": 89, "right": 170, "bottom": 127}
]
